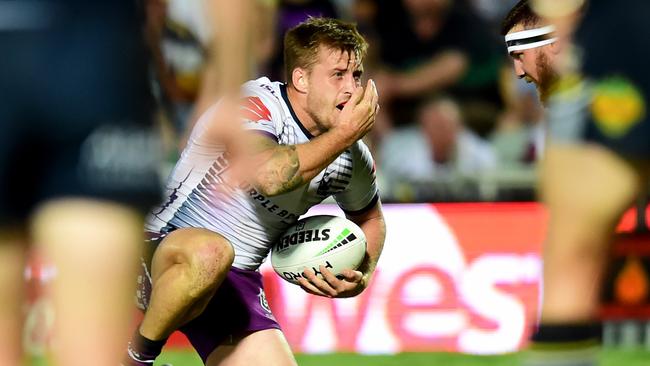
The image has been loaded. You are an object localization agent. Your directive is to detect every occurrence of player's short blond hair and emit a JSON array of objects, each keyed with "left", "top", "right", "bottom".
[{"left": 284, "top": 17, "right": 368, "bottom": 84}]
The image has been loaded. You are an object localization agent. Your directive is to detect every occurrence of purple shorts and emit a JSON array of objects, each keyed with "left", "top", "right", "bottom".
[
  {"left": 137, "top": 254, "right": 281, "bottom": 363},
  {"left": 179, "top": 267, "right": 281, "bottom": 362}
]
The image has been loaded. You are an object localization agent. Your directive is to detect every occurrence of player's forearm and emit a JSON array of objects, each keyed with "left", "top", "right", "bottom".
[
  {"left": 253, "top": 129, "right": 354, "bottom": 196},
  {"left": 349, "top": 204, "right": 386, "bottom": 290},
  {"left": 335, "top": 216, "right": 384, "bottom": 299},
  {"left": 357, "top": 216, "right": 386, "bottom": 286},
  {"left": 210, "top": 0, "right": 254, "bottom": 95},
  {"left": 395, "top": 51, "right": 467, "bottom": 96},
  {"left": 531, "top": 0, "right": 585, "bottom": 19}
]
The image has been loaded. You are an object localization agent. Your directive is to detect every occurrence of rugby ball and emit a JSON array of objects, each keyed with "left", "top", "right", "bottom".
[{"left": 271, "top": 215, "right": 367, "bottom": 285}]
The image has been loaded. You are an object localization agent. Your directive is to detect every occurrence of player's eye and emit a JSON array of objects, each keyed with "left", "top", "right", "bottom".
[{"left": 334, "top": 71, "right": 344, "bottom": 79}]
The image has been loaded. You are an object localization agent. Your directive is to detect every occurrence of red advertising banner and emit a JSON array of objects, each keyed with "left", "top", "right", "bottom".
[
  {"left": 23, "top": 202, "right": 650, "bottom": 355},
  {"left": 254, "top": 203, "right": 547, "bottom": 354}
]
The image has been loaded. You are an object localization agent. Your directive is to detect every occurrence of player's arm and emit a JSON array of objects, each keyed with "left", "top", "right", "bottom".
[
  {"left": 531, "top": 0, "right": 584, "bottom": 43},
  {"left": 344, "top": 200, "right": 386, "bottom": 292},
  {"left": 244, "top": 128, "right": 358, "bottom": 197},
  {"left": 244, "top": 80, "right": 379, "bottom": 197},
  {"left": 379, "top": 50, "right": 467, "bottom": 99},
  {"left": 181, "top": 0, "right": 276, "bottom": 150},
  {"left": 298, "top": 200, "right": 386, "bottom": 298}
]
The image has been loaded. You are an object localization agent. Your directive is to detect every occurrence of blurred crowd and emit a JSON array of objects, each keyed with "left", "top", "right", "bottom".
[{"left": 147, "top": 0, "right": 546, "bottom": 202}]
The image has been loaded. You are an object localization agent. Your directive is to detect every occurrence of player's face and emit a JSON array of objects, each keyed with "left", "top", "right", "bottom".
[
  {"left": 305, "top": 46, "right": 363, "bottom": 132},
  {"left": 508, "top": 25, "right": 559, "bottom": 104}
]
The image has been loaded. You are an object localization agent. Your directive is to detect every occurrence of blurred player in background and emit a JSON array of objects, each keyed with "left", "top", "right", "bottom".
[
  {"left": 124, "top": 17, "right": 386, "bottom": 366},
  {"left": 504, "top": 0, "right": 650, "bottom": 365},
  {"left": 0, "top": 1, "right": 162, "bottom": 365},
  {"left": 501, "top": 0, "right": 561, "bottom": 106},
  {"left": 191, "top": 0, "right": 275, "bottom": 119},
  {"left": 145, "top": 0, "right": 276, "bottom": 150}
]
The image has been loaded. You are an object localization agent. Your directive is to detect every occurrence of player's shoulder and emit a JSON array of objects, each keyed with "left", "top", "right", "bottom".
[
  {"left": 344, "top": 140, "right": 376, "bottom": 173},
  {"left": 350, "top": 139, "right": 374, "bottom": 158},
  {"left": 241, "top": 77, "right": 283, "bottom": 102},
  {"left": 240, "top": 77, "right": 285, "bottom": 121},
  {"left": 338, "top": 140, "right": 377, "bottom": 186}
]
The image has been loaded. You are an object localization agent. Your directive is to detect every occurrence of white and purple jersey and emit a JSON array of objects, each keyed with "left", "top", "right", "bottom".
[{"left": 145, "top": 77, "right": 379, "bottom": 270}]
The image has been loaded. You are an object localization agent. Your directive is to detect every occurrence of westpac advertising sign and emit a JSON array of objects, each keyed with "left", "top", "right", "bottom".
[
  {"left": 24, "top": 203, "right": 548, "bottom": 355},
  {"left": 260, "top": 203, "right": 546, "bottom": 354}
]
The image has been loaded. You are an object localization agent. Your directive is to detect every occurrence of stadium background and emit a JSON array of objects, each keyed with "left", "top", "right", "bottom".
[{"left": 20, "top": 0, "right": 650, "bottom": 364}]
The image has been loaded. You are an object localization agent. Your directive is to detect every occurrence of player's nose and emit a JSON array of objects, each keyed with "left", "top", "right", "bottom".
[
  {"left": 342, "top": 73, "right": 357, "bottom": 94},
  {"left": 513, "top": 59, "right": 525, "bottom": 79}
]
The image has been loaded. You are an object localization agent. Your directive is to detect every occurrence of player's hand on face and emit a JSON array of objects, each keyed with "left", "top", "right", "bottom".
[
  {"left": 297, "top": 266, "right": 365, "bottom": 298},
  {"left": 335, "top": 79, "right": 379, "bottom": 145}
]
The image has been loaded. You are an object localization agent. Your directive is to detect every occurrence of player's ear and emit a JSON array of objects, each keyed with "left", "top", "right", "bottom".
[
  {"left": 292, "top": 68, "right": 309, "bottom": 93},
  {"left": 550, "top": 38, "right": 564, "bottom": 55}
]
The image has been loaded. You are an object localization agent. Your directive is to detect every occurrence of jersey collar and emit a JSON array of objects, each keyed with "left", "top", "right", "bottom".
[{"left": 280, "top": 83, "right": 315, "bottom": 139}]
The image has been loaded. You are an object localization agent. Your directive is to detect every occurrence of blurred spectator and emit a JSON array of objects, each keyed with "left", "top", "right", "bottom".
[
  {"left": 378, "top": 98, "right": 497, "bottom": 200},
  {"left": 368, "top": 0, "right": 505, "bottom": 140},
  {"left": 268, "top": 0, "right": 340, "bottom": 80},
  {"left": 490, "top": 71, "right": 545, "bottom": 169},
  {"left": 352, "top": 0, "right": 378, "bottom": 32},
  {"left": 332, "top": 0, "right": 356, "bottom": 18},
  {"left": 470, "top": 0, "right": 519, "bottom": 27}
]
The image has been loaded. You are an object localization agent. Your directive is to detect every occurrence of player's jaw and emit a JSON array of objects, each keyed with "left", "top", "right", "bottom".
[
  {"left": 514, "top": 50, "right": 558, "bottom": 105},
  {"left": 304, "top": 91, "right": 338, "bottom": 133},
  {"left": 534, "top": 52, "right": 559, "bottom": 105},
  {"left": 307, "top": 86, "right": 353, "bottom": 130}
]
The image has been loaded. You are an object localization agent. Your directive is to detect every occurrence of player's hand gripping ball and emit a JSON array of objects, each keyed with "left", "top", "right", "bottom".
[{"left": 271, "top": 215, "right": 366, "bottom": 285}]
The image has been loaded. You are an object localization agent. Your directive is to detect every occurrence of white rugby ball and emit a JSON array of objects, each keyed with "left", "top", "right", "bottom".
[{"left": 271, "top": 215, "right": 367, "bottom": 285}]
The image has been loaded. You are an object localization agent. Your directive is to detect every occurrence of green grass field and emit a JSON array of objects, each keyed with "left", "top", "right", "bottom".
[{"left": 153, "top": 349, "right": 650, "bottom": 366}]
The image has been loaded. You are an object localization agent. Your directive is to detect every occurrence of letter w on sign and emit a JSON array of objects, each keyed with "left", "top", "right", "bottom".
[{"left": 240, "top": 96, "right": 272, "bottom": 122}]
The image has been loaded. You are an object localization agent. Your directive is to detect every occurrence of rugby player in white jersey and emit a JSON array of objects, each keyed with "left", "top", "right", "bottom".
[{"left": 125, "top": 17, "right": 384, "bottom": 366}]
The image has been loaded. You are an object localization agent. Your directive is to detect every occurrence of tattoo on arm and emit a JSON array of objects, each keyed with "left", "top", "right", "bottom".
[
  {"left": 264, "top": 145, "right": 304, "bottom": 194},
  {"left": 252, "top": 138, "right": 304, "bottom": 196}
]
